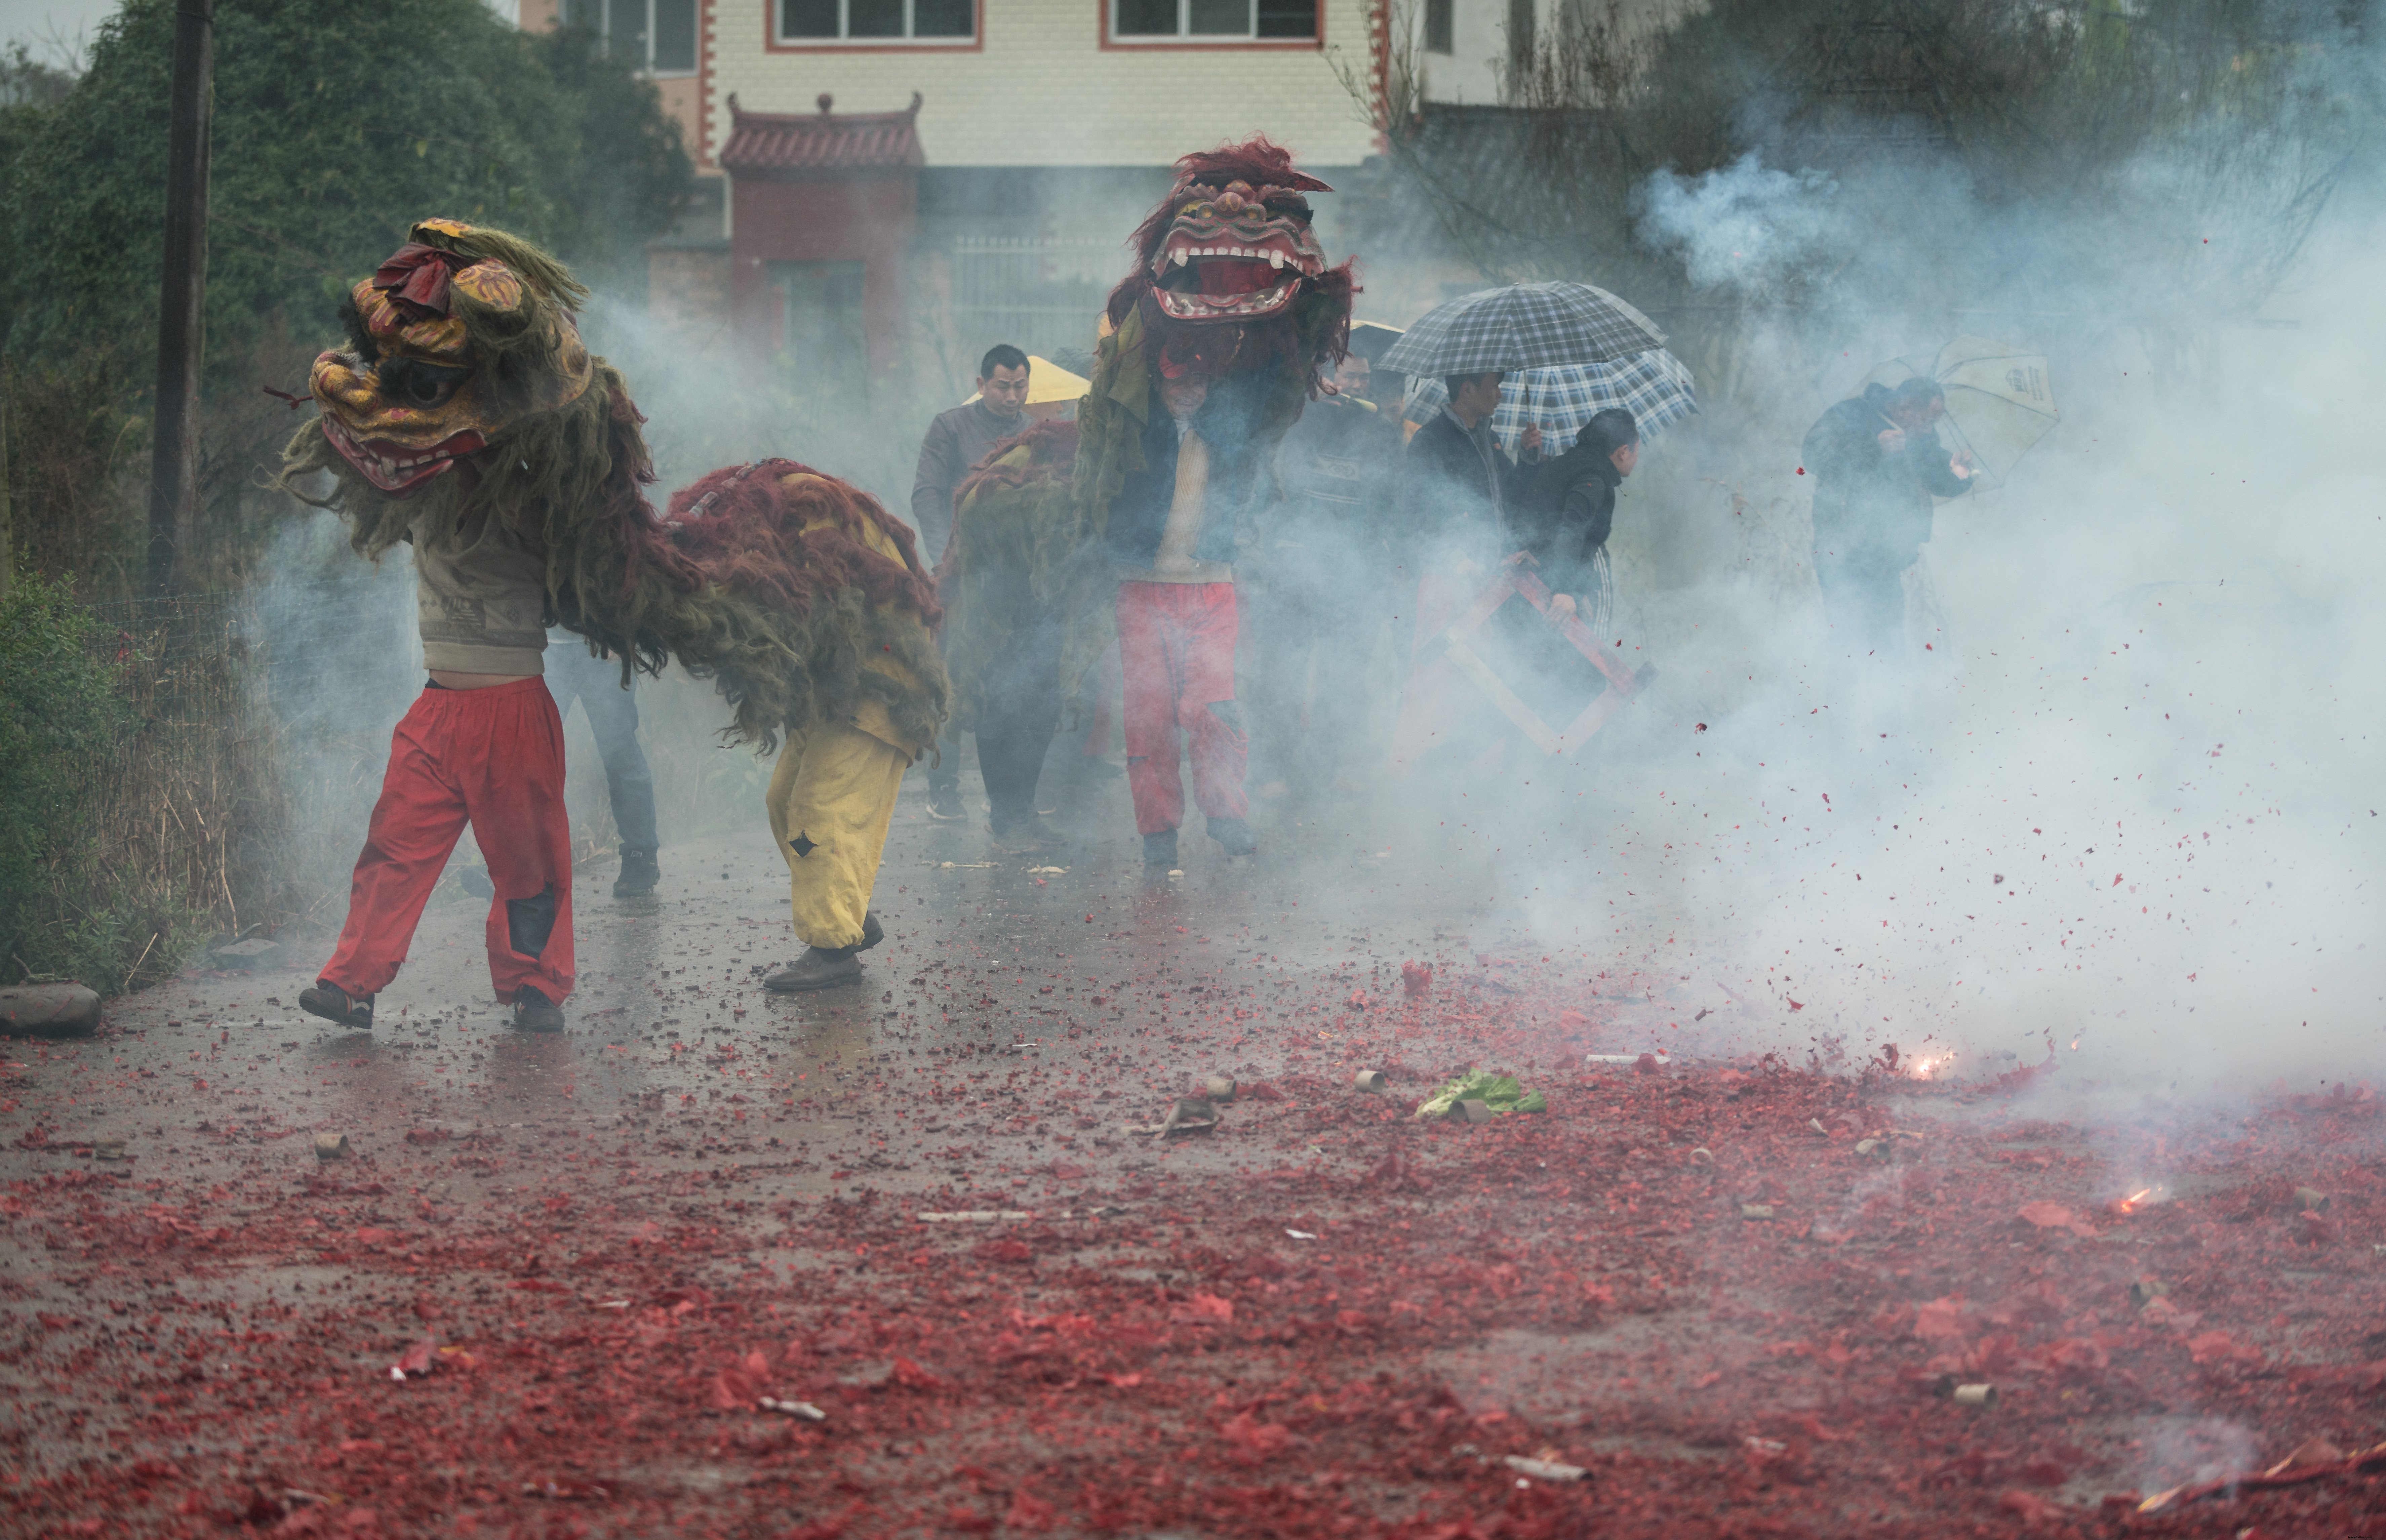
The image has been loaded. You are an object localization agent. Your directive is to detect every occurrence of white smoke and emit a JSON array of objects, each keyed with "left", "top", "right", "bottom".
[{"left": 1637, "top": 153, "right": 1842, "bottom": 295}]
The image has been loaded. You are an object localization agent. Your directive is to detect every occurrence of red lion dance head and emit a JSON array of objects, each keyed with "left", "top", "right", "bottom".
[{"left": 1106, "top": 136, "right": 1355, "bottom": 387}]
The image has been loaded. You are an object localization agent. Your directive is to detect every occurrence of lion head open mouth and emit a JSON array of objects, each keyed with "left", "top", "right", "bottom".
[
  {"left": 1146, "top": 179, "right": 1328, "bottom": 323},
  {"left": 318, "top": 413, "right": 487, "bottom": 494}
]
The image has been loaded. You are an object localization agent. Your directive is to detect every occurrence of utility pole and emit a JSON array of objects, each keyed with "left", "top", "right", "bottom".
[{"left": 145, "top": 0, "right": 216, "bottom": 596}]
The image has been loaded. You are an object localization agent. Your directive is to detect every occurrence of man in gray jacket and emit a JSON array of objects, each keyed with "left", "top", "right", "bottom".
[{"left": 910, "top": 344, "right": 1030, "bottom": 819}]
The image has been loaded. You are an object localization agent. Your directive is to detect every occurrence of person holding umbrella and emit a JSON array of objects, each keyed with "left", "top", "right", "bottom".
[
  {"left": 1800, "top": 376, "right": 1975, "bottom": 666},
  {"left": 1513, "top": 407, "right": 1639, "bottom": 633},
  {"left": 1398, "top": 371, "right": 1544, "bottom": 575}
]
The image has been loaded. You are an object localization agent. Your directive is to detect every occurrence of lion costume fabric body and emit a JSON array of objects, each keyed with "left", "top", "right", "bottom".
[
  {"left": 285, "top": 218, "right": 943, "bottom": 975},
  {"left": 935, "top": 139, "right": 1353, "bottom": 853},
  {"left": 938, "top": 137, "right": 1353, "bottom": 715},
  {"left": 283, "top": 218, "right": 946, "bottom": 754}
]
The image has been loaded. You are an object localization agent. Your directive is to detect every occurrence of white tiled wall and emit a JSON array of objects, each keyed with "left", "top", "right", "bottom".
[{"left": 707, "top": 0, "right": 1383, "bottom": 169}]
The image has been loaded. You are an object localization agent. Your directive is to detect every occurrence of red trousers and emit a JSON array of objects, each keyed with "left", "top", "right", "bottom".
[
  {"left": 1116, "top": 581, "right": 1248, "bottom": 836},
  {"left": 320, "top": 677, "right": 575, "bottom": 1003}
]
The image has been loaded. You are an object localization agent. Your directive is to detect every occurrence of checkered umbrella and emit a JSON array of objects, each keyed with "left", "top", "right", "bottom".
[
  {"left": 1379, "top": 281, "right": 1668, "bottom": 378},
  {"left": 1404, "top": 349, "right": 1700, "bottom": 456}
]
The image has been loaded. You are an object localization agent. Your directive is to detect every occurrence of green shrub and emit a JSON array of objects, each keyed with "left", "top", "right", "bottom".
[{"left": 0, "top": 573, "right": 199, "bottom": 988}]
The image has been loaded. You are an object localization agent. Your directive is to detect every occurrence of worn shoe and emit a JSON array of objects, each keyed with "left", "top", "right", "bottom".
[
  {"left": 990, "top": 818, "right": 1062, "bottom": 855},
  {"left": 1208, "top": 816, "right": 1258, "bottom": 857},
  {"left": 1143, "top": 828, "right": 1179, "bottom": 867},
  {"left": 764, "top": 946, "right": 865, "bottom": 991},
  {"left": 612, "top": 847, "right": 660, "bottom": 897},
  {"left": 456, "top": 865, "right": 493, "bottom": 898},
  {"left": 925, "top": 786, "right": 965, "bottom": 821},
  {"left": 299, "top": 979, "right": 373, "bottom": 1030},
  {"left": 512, "top": 984, "right": 566, "bottom": 1033},
  {"left": 763, "top": 913, "right": 882, "bottom": 991}
]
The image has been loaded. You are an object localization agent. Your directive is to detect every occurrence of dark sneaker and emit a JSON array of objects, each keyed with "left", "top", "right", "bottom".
[
  {"left": 925, "top": 786, "right": 965, "bottom": 821},
  {"left": 765, "top": 947, "right": 865, "bottom": 991},
  {"left": 612, "top": 847, "right": 660, "bottom": 897},
  {"left": 1143, "top": 828, "right": 1179, "bottom": 867},
  {"left": 456, "top": 865, "right": 493, "bottom": 898},
  {"left": 512, "top": 984, "right": 565, "bottom": 1033},
  {"left": 990, "top": 818, "right": 1062, "bottom": 855},
  {"left": 854, "top": 912, "right": 885, "bottom": 951},
  {"left": 299, "top": 979, "right": 373, "bottom": 1030},
  {"left": 1208, "top": 816, "right": 1258, "bottom": 857}
]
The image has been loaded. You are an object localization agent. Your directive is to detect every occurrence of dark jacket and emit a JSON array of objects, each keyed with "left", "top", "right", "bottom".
[
  {"left": 1801, "top": 383, "right": 1971, "bottom": 570},
  {"left": 911, "top": 399, "right": 1028, "bottom": 568},
  {"left": 1103, "top": 367, "right": 1275, "bottom": 571},
  {"left": 1396, "top": 408, "right": 1533, "bottom": 572},
  {"left": 1512, "top": 440, "right": 1621, "bottom": 600},
  {"left": 1260, "top": 394, "right": 1404, "bottom": 565}
]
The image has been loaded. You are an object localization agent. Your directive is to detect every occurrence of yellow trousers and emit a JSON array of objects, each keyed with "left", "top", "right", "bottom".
[{"left": 764, "top": 722, "right": 911, "bottom": 950}]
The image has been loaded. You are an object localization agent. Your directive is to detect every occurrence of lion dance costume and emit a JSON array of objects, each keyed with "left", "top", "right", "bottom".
[
  {"left": 285, "top": 219, "right": 944, "bottom": 1030},
  {"left": 939, "top": 139, "right": 1352, "bottom": 865}
]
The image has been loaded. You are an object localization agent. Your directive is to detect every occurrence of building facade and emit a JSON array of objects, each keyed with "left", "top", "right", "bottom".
[{"left": 526, "top": 0, "right": 1388, "bottom": 395}]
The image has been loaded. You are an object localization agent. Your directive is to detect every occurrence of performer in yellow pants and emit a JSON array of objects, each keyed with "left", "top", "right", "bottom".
[
  {"left": 746, "top": 468, "right": 946, "bottom": 991},
  {"left": 763, "top": 714, "right": 918, "bottom": 988}
]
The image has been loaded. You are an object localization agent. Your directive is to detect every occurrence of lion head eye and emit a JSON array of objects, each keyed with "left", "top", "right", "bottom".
[{"left": 377, "top": 358, "right": 471, "bottom": 409}]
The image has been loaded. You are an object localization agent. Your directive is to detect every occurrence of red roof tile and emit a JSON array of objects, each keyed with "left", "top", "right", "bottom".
[{"left": 720, "top": 92, "right": 925, "bottom": 175}]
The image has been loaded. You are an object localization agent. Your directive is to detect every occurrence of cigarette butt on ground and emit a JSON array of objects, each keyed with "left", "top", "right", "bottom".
[
  {"left": 917, "top": 1211, "right": 1035, "bottom": 1223},
  {"left": 1585, "top": 1053, "right": 1668, "bottom": 1067},
  {"left": 1688, "top": 1147, "right": 1715, "bottom": 1167},
  {"left": 1203, "top": 1074, "right": 1237, "bottom": 1101},
  {"left": 1952, "top": 1383, "right": 1997, "bottom": 1409},
  {"left": 1454, "top": 1098, "right": 1496, "bottom": 1124},
  {"left": 1353, "top": 1070, "right": 1388, "bottom": 1093},
  {"left": 1740, "top": 1203, "right": 1776, "bottom": 1221},
  {"left": 758, "top": 1397, "right": 828, "bottom": 1421},
  {"left": 314, "top": 1133, "right": 349, "bottom": 1160}
]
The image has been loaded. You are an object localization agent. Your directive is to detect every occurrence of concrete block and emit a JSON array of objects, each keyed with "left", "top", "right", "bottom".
[{"left": 0, "top": 983, "right": 101, "bottom": 1038}]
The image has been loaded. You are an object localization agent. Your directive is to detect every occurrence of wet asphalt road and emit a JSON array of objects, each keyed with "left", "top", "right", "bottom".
[{"left": 6, "top": 760, "right": 1688, "bottom": 1209}]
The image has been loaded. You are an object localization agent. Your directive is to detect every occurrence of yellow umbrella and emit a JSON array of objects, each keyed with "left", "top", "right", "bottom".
[
  {"left": 964, "top": 355, "right": 1090, "bottom": 416},
  {"left": 1860, "top": 336, "right": 2057, "bottom": 490}
]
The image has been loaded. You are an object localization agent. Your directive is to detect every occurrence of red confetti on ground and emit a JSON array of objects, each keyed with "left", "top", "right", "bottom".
[{"left": 3, "top": 977, "right": 2383, "bottom": 1538}]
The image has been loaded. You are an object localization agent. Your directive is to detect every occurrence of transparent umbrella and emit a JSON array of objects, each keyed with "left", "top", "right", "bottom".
[{"left": 1860, "top": 336, "right": 2058, "bottom": 490}]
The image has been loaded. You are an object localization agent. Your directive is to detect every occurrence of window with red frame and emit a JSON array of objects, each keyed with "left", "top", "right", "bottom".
[
  {"left": 1110, "top": 0, "right": 1318, "bottom": 42},
  {"left": 780, "top": 0, "right": 975, "bottom": 42}
]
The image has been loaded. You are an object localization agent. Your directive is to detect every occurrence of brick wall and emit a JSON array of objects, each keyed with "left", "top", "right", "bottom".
[{"left": 707, "top": 0, "right": 1382, "bottom": 171}]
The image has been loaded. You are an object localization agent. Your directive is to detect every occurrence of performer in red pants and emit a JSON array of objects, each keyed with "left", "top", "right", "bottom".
[
  {"left": 1103, "top": 365, "right": 1266, "bottom": 867},
  {"left": 1116, "top": 581, "right": 1248, "bottom": 849},
  {"left": 300, "top": 495, "right": 577, "bottom": 1034},
  {"left": 308, "top": 676, "right": 575, "bottom": 1031}
]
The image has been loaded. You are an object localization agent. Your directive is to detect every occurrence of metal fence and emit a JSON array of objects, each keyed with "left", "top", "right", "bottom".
[
  {"left": 65, "top": 564, "right": 422, "bottom": 968},
  {"left": 946, "top": 236, "right": 1117, "bottom": 365}
]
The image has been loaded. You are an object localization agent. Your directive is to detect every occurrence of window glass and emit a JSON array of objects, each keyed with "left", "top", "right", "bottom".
[
  {"left": 1113, "top": 0, "right": 1313, "bottom": 40},
  {"left": 913, "top": 0, "right": 973, "bottom": 35},
  {"left": 652, "top": 0, "right": 697, "bottom": 70},
  {"left": 1188, "top": 0, "right": 1246, "bottom": 33},
  {"left": 605, "top": 0, "right": 647, "bottom": 58},
  {"left": 848, "top": 0, "right": 904, "bottom": 36},
  {"left": 1423, "top": 0, "right": 1452, "bottom": 52},
  {"left": 1255, "top": 0, "right": 1314, "bottom": 36},
  {"left": 1114, "top": 0, "right": 1178, "bottom": 35},
  {"left": 781, "top": 0, "right": 838, "bottom": 37}
]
